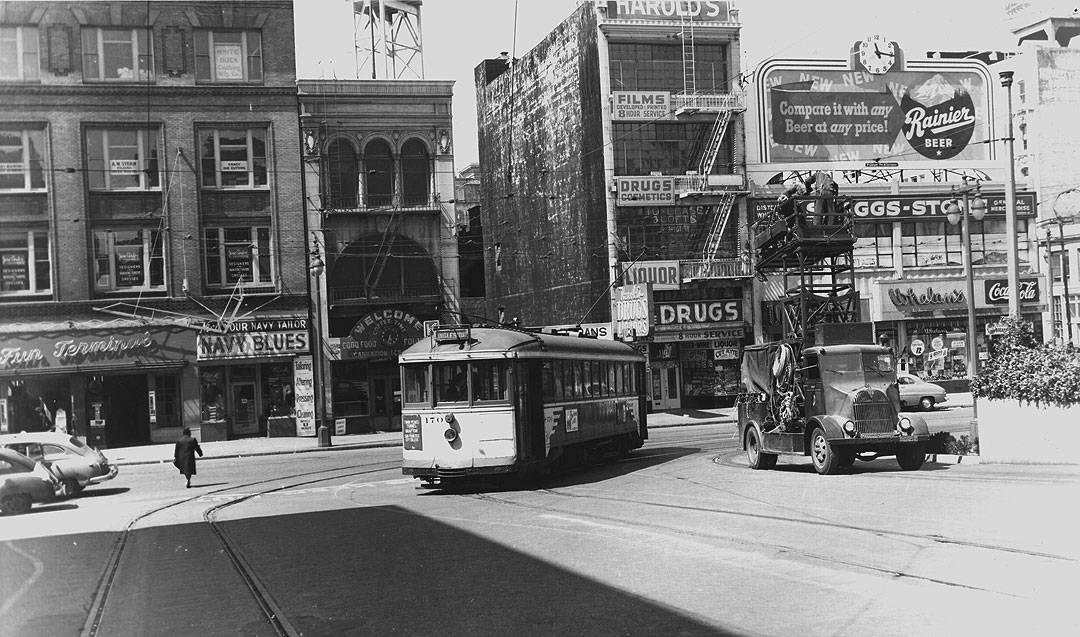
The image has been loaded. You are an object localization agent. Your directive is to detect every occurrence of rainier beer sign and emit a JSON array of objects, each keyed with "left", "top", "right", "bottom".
[{"left": 984, "top": 279, "right": 1040, "bottom": 305}]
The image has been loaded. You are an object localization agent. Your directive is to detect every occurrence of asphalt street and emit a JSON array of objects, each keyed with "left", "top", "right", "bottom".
[{"left": 2, "top": 415, "right": 1077, "bottom": 637}]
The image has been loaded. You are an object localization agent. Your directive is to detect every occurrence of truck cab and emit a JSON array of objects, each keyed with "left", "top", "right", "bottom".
[{"left": 738, "top": 340, "right": 931, "bottom": 474}]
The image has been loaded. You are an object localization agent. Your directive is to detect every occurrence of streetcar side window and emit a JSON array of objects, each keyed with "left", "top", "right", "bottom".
[
  {"left": 554, "top": 360, "right": 567, "bottom": 400},
  {"left": 571, "top": 361, "right": 584, "bottom": 399},
  {"left": 608, "top": 362, "right": 617, "bottom": 397},
  {"left": 402, "top": 365, "right": 428, "bottom": 405},
  {"left": 615, "top": 363, "right": 625, "bottom": 395},
  {"left": 473, "top": 361, "right": 508, "bottom": 402},
  {"left": 434, "top": 362, "right": 469, "bottom": 403},
  {"left": 541, "top": 360, "right": 555, "bottom": 401}
]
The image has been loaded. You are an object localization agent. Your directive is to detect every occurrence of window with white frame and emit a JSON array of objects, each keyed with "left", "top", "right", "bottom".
[
  {"left": 0, "top": 26, "right": 40, "bottom": 81},
  {"left": 200, "top": 129, "right": 268, "bottom": 188},
  {"left": 0, "top": 231, "right": 50, "bottom": 295},
  {"left": 0, "top": 127, "right": 45, "bottom": 191},
  {"left": 81, "top": 27, "right": 153, "bottom": 81},
  {"left": 194, "top": 30, "right": 262, "bottom": 83},
  {"left": 86, "top": 128, "right": 160, "bottom": 190},
  {"left": 92, "top": 229, "right": 165, "bottom": 292},
  {"left": 853, "top": 222, "right": 893, "bottom": 269},
  {"left": 203, "top": 227, "right": 273, "bottom": 289}
]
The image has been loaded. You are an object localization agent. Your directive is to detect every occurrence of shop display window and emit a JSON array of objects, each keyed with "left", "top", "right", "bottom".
[
  {"left": 333, "top": 362, "right": 370, "bottom": 416},
  {"left": 262, "top": 362, "right": 294, "bottom": 418},
  {"left": 200, "top": 367, "right": 226, "bottom": 422},
  {"left": 151, "top": 374, "right": 180, "bottom": 429}
]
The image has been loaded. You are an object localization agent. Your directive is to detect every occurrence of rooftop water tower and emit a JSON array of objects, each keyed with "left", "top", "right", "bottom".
[{"left": 353, "top": 0, "right": 425, "bottom": 79}]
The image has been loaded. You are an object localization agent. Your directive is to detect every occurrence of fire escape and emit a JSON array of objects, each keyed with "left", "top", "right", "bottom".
[{"left": 674, "top": 15, "right": 747, "bottom": 280}]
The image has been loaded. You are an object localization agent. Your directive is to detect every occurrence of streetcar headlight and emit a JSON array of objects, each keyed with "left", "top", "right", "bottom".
[
  {"left": 444, "top": 427, "right": 458, "bottom": 442},
  {"left": 843, "top": 420, "right": 857, "bottom": 436},
  {"left": 443, "top": 412, "right": 455, "bottom": 424},
  {"left": 898, "top": 417, "right": 913, "bottom": 434}
]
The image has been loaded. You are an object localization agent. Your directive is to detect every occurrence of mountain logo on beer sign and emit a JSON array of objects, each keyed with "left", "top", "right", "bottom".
[{"left": 900, "top": 75, "right": 976, "bottom": 160}]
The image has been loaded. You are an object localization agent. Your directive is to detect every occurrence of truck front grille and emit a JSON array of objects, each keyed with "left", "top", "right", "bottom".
[{"left": 853, "top": 390, "right": 896, "bottom": 437}]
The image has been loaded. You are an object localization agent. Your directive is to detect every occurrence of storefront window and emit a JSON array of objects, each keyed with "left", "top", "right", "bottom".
[
  {"left": 262, "top": 362, "right": 294, "bottom": 417},
  {"left": 200, "top": 367, "right": 226, "bottom": 422},
  {"left": 152, "top": 374, "right": 180, "bottom": 429},
  {"left": 333, "top": 361, "right": 370, "bottom": 416}
]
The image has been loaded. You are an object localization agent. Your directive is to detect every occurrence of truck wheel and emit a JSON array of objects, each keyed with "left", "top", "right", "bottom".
[
  {"left": 1, "top": 494, "right": 32, "bottom": 515},
  {"left": 810, "top": 428, "right": 841, "bottom": 475},
  {"left": 920, "top": 396, "right": 935, "bottom": 410},
  {"left": 896, "top": 445, "right": 926, "bottom": 471},
  {"left": 745, "top": 428, "right": 777, "bottom": 470}
]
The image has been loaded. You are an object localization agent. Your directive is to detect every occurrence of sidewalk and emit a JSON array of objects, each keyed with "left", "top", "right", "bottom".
[
  {"left": 106, "top": 396, "right": 976, "bottom": 468},
  {"left": 107, "top": 406, "right": 736, "bottom": 467}
]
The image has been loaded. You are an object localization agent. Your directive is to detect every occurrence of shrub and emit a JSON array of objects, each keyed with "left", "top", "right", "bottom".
[{"left": 970, "top": 316, "right": 1080, "bottom": 408}]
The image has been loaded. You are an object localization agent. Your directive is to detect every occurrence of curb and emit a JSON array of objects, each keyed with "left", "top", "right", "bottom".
[
  {"left": 110, "top": 417, "right": 734, "bottom": 467},
  {"left": 926, "top": 453, "right": 981, "bottom": 465},
  {"left": 112, "top": 439, "right": 403, "bottom": 467}
]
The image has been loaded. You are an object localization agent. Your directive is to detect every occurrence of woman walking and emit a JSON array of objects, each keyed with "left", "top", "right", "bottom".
[{"left": 173, "top": 427, "right": 203, "bottom": 488}]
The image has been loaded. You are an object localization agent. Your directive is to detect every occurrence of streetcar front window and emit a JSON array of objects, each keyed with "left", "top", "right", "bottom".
[
  {"left": 472, "top": 361, "right": 508, "bottom": 403},
  {"left": 434, "top": 362, "right": 469, "bottom": 404},
  {"left": 402, "top": 365, "right": 428, "bottom": 405}
]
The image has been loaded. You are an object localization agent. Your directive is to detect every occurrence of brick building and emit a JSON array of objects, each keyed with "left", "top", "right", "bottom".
[
  {"left": 0, "top": 1, "right": 307, "bottom": 446},
  {"left": 475, "top": 1, "right": 751, "bottom": 409},
  {"left": 298, "top": 79, "right": 460, "bottom": 433}
]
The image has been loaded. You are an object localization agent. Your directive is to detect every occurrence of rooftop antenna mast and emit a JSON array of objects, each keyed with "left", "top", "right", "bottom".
[{"left": 352, "top": 0, "right": 425, "bottom": 79}]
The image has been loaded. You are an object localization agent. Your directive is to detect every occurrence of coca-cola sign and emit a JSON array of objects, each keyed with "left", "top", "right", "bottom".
[{"left": 984, "top": 279, "right": 1040, "bottom": 305}]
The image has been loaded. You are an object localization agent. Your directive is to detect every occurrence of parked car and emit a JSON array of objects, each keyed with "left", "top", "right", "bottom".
[
  {"left": 0, "top": 432, "right": 118, "bottom": 497},
  {"left": 0, "top": 447, "right": 60, "bottom": 515},
  {"left": 896, "top": 373, "right": 948, "bottom": 410}
]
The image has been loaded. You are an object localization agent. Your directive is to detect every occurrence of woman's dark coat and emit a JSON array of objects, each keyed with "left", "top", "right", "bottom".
[{"left": 174, "top": 435, "right": 203, "bottom": 476}]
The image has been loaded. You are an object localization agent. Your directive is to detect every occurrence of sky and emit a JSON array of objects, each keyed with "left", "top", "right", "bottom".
[{"left": 295, "top": 1, "right": 1027, "bottom": 170}]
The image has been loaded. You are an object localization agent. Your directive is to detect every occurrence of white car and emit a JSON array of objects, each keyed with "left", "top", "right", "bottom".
[
  {"left": 0, "top": 432, "right": 118, "bottom": 497},
  {"left": 896, "top": 373, "right": 948, "bottom": 410}
]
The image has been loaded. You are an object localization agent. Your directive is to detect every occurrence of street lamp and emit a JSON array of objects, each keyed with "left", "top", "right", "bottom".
[
  {"left": 309, "top": 239, "right": 332, "bottom": 448},
  {"left": 944, "top": 180, "right": 987, "bottom": 432},
  {"left": 999, "top": 71, "right": 1022, "bottom": 319}
]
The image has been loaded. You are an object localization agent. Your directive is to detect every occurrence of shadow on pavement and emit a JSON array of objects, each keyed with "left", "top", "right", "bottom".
[
  {"left": 224, "top": 506, "right": 737, "bottom": 636},
  {"left": 77, "top": 487, "right": 130, "bottom": 498},
  {"left": 419, "top": 445, "right": 703, "bottom": 494}
]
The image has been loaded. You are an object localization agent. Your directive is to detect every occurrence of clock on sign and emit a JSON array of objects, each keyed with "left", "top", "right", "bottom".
[{"left": 857, "top": 34, "right": 895, "bottom": 74}]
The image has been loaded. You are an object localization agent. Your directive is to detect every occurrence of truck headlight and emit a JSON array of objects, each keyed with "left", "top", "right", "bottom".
[
  {"left": 843, "top": 420, "right": 857, "bottom": 436},
  {"left": 898, "top": 417, "right": 913, "bottom": 433}
]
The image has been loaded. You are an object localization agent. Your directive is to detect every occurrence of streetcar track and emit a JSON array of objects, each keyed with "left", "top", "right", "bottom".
[
  {"left": 460, "top": 475, "right": 1072, "bottom": 599},
  {"left": 466, "top": 489, "right": 1019, "bottom": 596},
  {"left": 79, "top": 460, "right": 400, "bottom": 637}
]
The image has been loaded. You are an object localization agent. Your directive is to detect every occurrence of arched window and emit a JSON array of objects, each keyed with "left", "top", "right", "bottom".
[
  {"left": 331, "top": 233, "right": 439, "bottom": 300},
  {"left": 326, "top": 139, "right": 357, "bottom": 209},
  {"left": 401, "top": 138, "right": 430, "bottom": 207},
  {"left": 363, "top": 139, "right": 394, "bottom": 208}
]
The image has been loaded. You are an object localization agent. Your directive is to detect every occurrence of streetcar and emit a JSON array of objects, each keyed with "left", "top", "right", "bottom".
[{"left": 398, "top": 325, "right": 648, "bottom": 486}]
